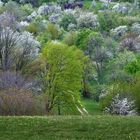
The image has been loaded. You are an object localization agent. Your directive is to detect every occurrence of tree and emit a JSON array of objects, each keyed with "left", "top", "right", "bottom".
[
  {"left": 16, "top": 31, "right": 40, "bottom": 72},
  {"left": 82, "top": 32, "right": 111, "bottom": 84},
  {"left": 0, "top": 27, "right": 20, "bottom": 71},
  {"left": 41, "top": 41, "right": 87, "bottom": 115},
  {"left": 108, "top": 50, "right": 136, "bottom": 82},
  {"left": 0, "top": 28, "right": 40, "bottom": 72}
]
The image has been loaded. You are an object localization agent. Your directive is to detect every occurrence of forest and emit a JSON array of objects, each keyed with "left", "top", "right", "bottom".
[{"left": 0, "top": 0, "right": 140, "bottom": 139}]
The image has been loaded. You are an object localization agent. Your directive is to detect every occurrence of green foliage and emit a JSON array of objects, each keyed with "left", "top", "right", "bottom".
[
  {"left": 3, "top": 0, "right": 24, "bottom": 19},
  {"left": 119, "top": 77, "right": 140, "bottom": 114},
  {"left": 98, "top": 12, "right": 123, "bottom": 32},
  {"left": 100, "top": 78, "right": 140, "bottom": 114},
  {"left": 59, "top": 13, "right": 77, "bottom": 30},
  {"left": 1, "top": 0, "right": 140, "bottom": 118},
  {"left": 108, "top": 50, "right": 136, "bottom": 82},
  {"left": 125, "top": 55, "right": 140, "bottom": 75},
  {"left": 130, "top": 78, "right": 140, "bottom": 113},
  {"left": 76, "top": 29, "right": 95, "bottom": 50},
  {"left": 20, "top": 4, "right": 34, "bottom": 16},
  {"left": 41, "top": 41, "right": 87, "bottom": 115},
  {"left": 46, "top": 23, "right": 62, "bottom": 40},
  {"left": 38, "top": 23, "right": 63, "bottom": 47},
  {"left": 27, "top": 23, "right": 39, "bottom": 35},
  {"left": 100, "top": 84, "right": 119, "bottom": 110},
  {"left": 125, "top": 61, "right": 140, "bottom": 75},
  {"left": 63, "top": 31, "right": 77, "bottom": 46}
]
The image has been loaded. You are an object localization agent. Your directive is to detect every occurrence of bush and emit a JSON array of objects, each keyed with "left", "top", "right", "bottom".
[
  {"left": 100, "top": 83, "right": 136, "bottom": 115},
  {"left": 0, "top": 88, "right": 45, "bottom": 115},
  {"left": 130, "top": 77, "right": 140, "bottom": 114},
  {"left": 0, "top": 71, "right": 26, "bottom": 89},
  {"left": 20, "top": 4, "right": 34, "bottom": 17},
  {"left": 100, "top": 77, "right": 140, "bottom": 115},
  {"left": 4, "top": 0, "right": 24, "bottom": 19},
  {"left": 104, "top": 94, "right": 136, "bottom": 115},
  {"left": 26, "top": 23, "right": 39, "bottom": 34},
  {"left": 125, "top": 55, "right": 140, "bottom": 75},
  {"left": 77, "top": 12, "right": 99, "bottom": 29},
  {"left": 76, "top": 29, "right": 94, "bottom": 50},
  {"left": 37, "top": 23, "right": 63, "bottom": 46},
  {"left": 98, "top": 12, "right": 123, "bottom": 32},
  {"left": 63, "top": 31, "right": 77, "bottom": 46},
  {"left": 46, "top": 23, "right": 62, "bottom": 40},
  {"left": 110, "top": 25, "right": 128, "bottom": 40},
  {"left": 59, "top": 13, "right": 77, "bottom": 30}
]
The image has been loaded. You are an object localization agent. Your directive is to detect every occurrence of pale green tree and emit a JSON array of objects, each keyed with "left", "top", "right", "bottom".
[{"left": 41, "top": 41, "right": 88, "bottom": 115}]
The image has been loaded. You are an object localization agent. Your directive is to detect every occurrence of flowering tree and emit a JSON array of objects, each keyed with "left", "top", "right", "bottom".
[
  {"left": 16, "top": 31, "right": 40, "bottom": 71},
  {"left": 0, "top": 12, "right": 17, "bottom": 29},
  {"left": 104, "top": 94, "right": 136, "bottom": 115},
  {"left": 0, "top": 27, "right": 20, "bottom": 71}
]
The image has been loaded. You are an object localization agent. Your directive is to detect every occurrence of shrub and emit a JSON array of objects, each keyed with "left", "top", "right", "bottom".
[
  {"left": 110, "top": 26, "right": 128, "bottom": 40},
  {"left": 26, "top": 23, "right": 39, "bottom": 34},
  {"left": 77, "top": 12, "right": 99, "bottom": 29},
  {"left": 37, "top": 4, "right": 61, "bottom": 15},
  {"left": 20, "top": 4, "right": 34, "bottom": 17},
  {"left": 101, "top": 77, "right": 140, "bottom": 115},
  {"left": 76, "top": 29, "right": 94, "bottom": 50},
  {"left": 49, "top": 13, "right": 61, "bottom": 24},
  {"left": 120, "top": 33, "right": 138, "bottom": 52},
  {"left": 131, "top": 23, "right": 140, "bottom": 35},
  {"left": 63, "top": 31, "right": 77, "bottom": 46},
  {"left": 0, "top": 88, "right": 45, "bottom": 115},
  {"left": 98, "top": 12, "right": 122, "bottom": 32},
  {"left": 104, "top": 94, "right": 136, "bottom": 115},
  {"left": 125, "top": 55, "right": 140, "bottom": 75},
  {"left": 4, "top": 0, "right": 24, "bottom": 19},
  {"left": 45, "top": 23, "right": 62, "bottom": 40},
  {"left": 37, "top": 23, "right": 62, "bottom": 46},
  {"left": 120, "top": 16, "right": 140, "bottom": 26},
  {"left": 130, "top": 77, "right": 140, "bottom": 114},
  {"left": 0, "top": 11, "right": 17, "bottom": 29},
  {"left": 112, "top": 3, "right": 132, "bottom": 14},
  {"left": 0, "top": 71, "right": 26, "bottom": 89},
  {"left": 100, "top": 83, "right": 137, "bottom": 115},
  {"left": 59, "top": 13, "right": 77, "bottom": 30}
]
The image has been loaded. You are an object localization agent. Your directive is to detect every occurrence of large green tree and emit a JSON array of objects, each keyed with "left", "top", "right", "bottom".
[{"left": 41, "top": 41, "right": 87, "bottom": 115}]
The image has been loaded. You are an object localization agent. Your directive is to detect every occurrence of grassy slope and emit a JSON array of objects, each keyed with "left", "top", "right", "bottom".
[
  {"left": 0, "top": 116, "right": 140, "bottom": 140},
  {"left": 82, "top": 99, "right": 102, "bottom": 115}
]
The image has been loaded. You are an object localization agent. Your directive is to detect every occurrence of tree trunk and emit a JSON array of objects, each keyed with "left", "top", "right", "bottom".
[{"left": 58, "top": 102, "right": 61, "bottom": 115}]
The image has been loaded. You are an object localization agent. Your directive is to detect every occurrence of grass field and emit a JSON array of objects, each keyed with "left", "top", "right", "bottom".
[{"left": 0, "top": 116, "right": 140, "bottom": 140}]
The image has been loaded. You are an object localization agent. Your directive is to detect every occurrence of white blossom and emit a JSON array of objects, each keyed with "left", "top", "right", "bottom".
[
  {"left": 49, "top": 13, "right": 62, "bottom": 23},
  {"left": 68, "top": 23, "right": 77, "bottom": 31},
  {"left": 104, "top": 94, "right": 137, "bottom": 115},
  {"left": 37, "top": 4, "right": 61, "bottom": 15},
  {"left": 77, "top": 12, "right": 99, "bottom": 29},
  {"left": 131, "top": 23, "right": 140, "bottom": 35},
  {"left": 111, "top": 26, "right": 128, "bottom": 39},
  {"left": 112, "top": 3, "right": 131, "bottom": 14},
  {"left": 17, "top": 31, "right": 40, "bottom": 57}
]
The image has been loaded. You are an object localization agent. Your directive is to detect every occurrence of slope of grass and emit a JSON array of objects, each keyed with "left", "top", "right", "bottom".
[
  {"left": 0, "top": 116, "right": 140, "bottom": 140},
  {"left": 82, "top": 99, "right": 102, "bottom": 115}
]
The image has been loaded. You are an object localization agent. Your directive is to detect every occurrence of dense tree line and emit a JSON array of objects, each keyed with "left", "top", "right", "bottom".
[{"left": 0, "top": 0, "right": 140, "bottom": 116}]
